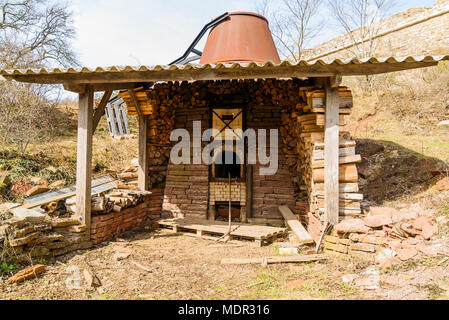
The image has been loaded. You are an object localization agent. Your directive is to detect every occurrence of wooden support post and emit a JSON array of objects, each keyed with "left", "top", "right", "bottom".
[
  {"left": 76, "top": 85, "right": 94, "bottom": 232},
  {"left": 245, "top": 165, "right": 253, "bottom": 220},
  {"left": 324, "top": 79, "right": 340, "bottom": 225},
  {"left": 138, "top": 114, "right": 149, "bottom": 191},
  {"left": 129, "top": 89, "right": 149, "bottom": 191}
]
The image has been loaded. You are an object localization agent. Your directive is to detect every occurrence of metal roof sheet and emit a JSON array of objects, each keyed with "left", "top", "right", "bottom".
[{"left": 1, "top": 55, "right": 448, "bottom": 88}]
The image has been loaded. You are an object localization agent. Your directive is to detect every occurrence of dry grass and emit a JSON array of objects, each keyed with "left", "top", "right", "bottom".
[{"left": 0, "top": 100, "right": 139, "bottom": 201}]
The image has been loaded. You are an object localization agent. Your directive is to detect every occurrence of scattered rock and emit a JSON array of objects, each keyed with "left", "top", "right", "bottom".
[
  {"left": 363, "top": 215, "right": 392, "bottom": 228},
  {"left": 435, "top": 177, "right": 449, "bottom": 191},
  {"left": 369, "top": 207, "right": 397, "bottom": 218},
  {"left": 49, "top": 180, "right": 66, "bottom": 189},
  {"left": 416, "top": 243, "right": 439, "bottom": 257},
  {"left": 7, "top": 265, "right": 46, "bottom": 284},
  {"left": 25, "top": 186, "right": 50, "bottom": 197},
  {"left": 376, "top": 248, "right": 397, "bottom": 266},
  {"left": 68, "top": 225, "right": 87, "bottom": 233},
  {"left": 9, "top": 232, "right": 39, "bottom": 247},
  {"left": 349, "top": 243, "right": 376, "bottom": 253},
  {"left": 29, "top": 177, "right": 48, "bottom": 187},
  {"left": 10, "top": 179, "right": 34, "bottom": 198},
  {"left": 396, "top": 246, "right": 419, "bottom": 261},
  {"left": 11, "top": 207, "right": 46, "bottom": 224},
  {"left": 413, "top": 217, "right": 433, "bottom": 231},
  {"left": 391, "top": 211, "right": 418, "bottom": 224},
  {"left": 51, "top": 218, "right": 80, "bottom": 228},
  {"left": 381, "top": 275, "right": 400, "bottom": 286},
  {"left": 113, "top": 252, "right": 131, "bottom": 261},
  {"left": 343, "top": 266, "right": 380, "bottom": 290},
  {"left": 286, "top": 279, "right": 305, "bottom": 289},
  {"left": 83, "top": 268, "right": 102, "bottom": 288},
  {"left": 422, "top": 223, "right": 438, "bottom": 240},
  {"left": 335, "top": 219, "right": 370, "bottom": 234},
  {"left": 13, "top": 225, "right": 35, "bottom": 238}
]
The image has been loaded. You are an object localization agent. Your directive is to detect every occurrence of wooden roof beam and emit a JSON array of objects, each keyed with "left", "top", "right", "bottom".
[{"left": 64, "top": 82, "right": 145, "bottom": 93}]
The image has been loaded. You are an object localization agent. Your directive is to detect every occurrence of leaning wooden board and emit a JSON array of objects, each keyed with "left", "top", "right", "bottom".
[
  {"left": 221, "top": 254, "right": 328, "bottom": 265},
  {"left": 23, "top": 175, "right": 117, "bottom": 209},
  {"left": 278, "top": 206, "right": 314, "bottom": 244}
]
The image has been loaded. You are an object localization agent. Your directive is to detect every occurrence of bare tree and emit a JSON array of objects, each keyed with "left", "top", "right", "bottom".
[
  {"left": 0, "top": 0, "right": 78, "bottom": 69},
  {"left": 328, "top": 0, "right": 397, "bottom": 60},
  {"left": 256, "top": 0, "right": 324, "bottom": 62},
  {"left": 0, "top": 0, "right": 78, "bottom": 154}
]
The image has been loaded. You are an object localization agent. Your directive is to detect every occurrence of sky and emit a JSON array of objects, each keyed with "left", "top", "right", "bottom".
[{"left": 70, "top": 0, "right": 435, "bottom": 68}]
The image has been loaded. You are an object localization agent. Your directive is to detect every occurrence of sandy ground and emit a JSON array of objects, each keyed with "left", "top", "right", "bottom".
[{"left": 1, "top": 228, "right": 449, "bottom": 300}]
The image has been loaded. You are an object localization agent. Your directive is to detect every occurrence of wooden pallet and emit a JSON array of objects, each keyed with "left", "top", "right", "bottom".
[{"left": 156, "top": 218, "right": 288, "bottom": 247}]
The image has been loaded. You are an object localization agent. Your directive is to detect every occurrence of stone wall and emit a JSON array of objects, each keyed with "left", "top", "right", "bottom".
[
  {"left": 0, "top": 189, "right": 164, "bottom": 264},
  {"left": 303, "top": 3, "right": 449, "bottom": 62},
  {"left": 0, "top": 215, "right": 91, "bottom": 264}
]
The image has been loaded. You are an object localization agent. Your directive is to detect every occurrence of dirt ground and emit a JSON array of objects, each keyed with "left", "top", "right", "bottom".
[{"left": 1, "top": 227, "right": 449, "bottom": 300}]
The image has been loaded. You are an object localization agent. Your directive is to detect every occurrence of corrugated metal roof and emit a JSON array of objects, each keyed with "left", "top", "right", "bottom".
[{"left": 1, "top": 55, "right": 448, "bottom": 87}]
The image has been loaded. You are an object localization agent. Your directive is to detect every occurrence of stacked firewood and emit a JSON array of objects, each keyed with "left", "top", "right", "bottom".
[
  {"left": 280, "top": 87, "right": 363, "bottom": 223},
  {"left": 65, "top": 190, "right": 148, "bottom": 216},
  {"left": 119, "top": 80, "right": 362, "bottom": 223},
  {"left": 65, "top": 160, "right": 150, "bottom": 216}
]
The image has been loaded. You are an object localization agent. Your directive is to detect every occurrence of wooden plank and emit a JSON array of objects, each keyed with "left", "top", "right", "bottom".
[
  {"left": 120, "top": 105, "right": 130, "bottom": 134},
  {"left": 313, "top": 164, "right": 358, "bottom": 183},
  {"left": 105, "top": 104, "right": 117, "bottom": 136},
  {"left": 113, "top": 102, "right": 125, "bottom": 135},
  {"left": 325, "top": 83, "right": 339, "bottom": 225},
  {"left": 76, "top": 85, "right": 94, "bottom": 230},
  {"left": 92, "top": 90, "right": 112, "bottom": 133},
  {"left": 312, "top": 154, "right": 361, "bottom": 169},
  {"left": 313, "top": 147, "right": 355, "bottom": 161},
  {"left": 314, "top": 182, "right": 359, "bottom": 193},
  {"left": 278, "top": 206, "right": 314, "bottom": 244},
  {"left": 221, "top": 254, "right": 328, "bottom": 265}
]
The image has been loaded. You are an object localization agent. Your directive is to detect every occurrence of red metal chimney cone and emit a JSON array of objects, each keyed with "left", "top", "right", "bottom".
[{"left": 200, "top": 12, "right": 281, "bottom": 65}]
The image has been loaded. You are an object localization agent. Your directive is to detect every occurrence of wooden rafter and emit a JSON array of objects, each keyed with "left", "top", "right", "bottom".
[{"left": 128, "top": 89, "right": 143, "bottom": 120}]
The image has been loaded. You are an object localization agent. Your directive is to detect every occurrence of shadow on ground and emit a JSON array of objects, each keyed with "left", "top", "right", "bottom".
[{"left": 356, "top": 139, "right": 448, "bottom": 204}]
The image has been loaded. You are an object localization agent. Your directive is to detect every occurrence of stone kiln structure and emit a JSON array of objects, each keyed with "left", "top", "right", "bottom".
[{"left": 119, "top": 80, "right": 361, "bottom": 227}]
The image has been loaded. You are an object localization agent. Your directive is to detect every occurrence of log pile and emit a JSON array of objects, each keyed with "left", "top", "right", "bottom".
[
  {"left": 280, "top": 86, "right": 363, "bottom": 224},
  {"left": 65, "top": 162, "right": 149, "bottom": 216},
  {"left": 65, "top": 190, "right": 149, "bottom": 216}
]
